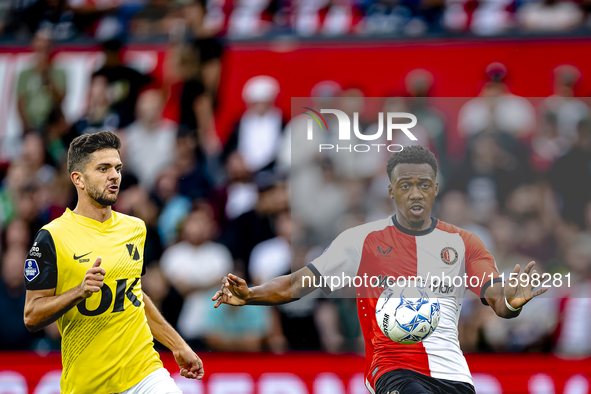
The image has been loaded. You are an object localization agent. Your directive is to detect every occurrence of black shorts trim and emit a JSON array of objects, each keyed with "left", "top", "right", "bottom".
[{"left": 375, "top": 369, "right": 476, "bottom": 394}]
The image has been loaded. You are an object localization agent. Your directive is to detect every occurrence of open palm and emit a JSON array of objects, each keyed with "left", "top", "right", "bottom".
[{"left": 504, "top": 261, "right": 548, "bottom": 309}]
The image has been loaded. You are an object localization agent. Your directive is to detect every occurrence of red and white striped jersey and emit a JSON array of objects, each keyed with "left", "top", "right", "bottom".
[{"left": 308, "top": 215, "right": 500, "bottom": 393}]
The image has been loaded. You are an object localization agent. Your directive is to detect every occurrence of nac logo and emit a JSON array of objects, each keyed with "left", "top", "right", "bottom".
[{"left": 77, "top": 278, "right": 141, "bottom": 316}]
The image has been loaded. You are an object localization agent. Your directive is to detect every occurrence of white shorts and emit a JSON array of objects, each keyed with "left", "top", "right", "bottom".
[{"left": 117, "top": 368, "right": 182, "bottom": 394}]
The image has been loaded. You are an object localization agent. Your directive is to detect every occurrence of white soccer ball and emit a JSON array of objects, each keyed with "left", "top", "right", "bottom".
[{"left": 375, "top": 280, "right": 441, "bottom": 344}]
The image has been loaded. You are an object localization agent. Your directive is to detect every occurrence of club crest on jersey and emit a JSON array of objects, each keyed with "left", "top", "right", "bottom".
[
  {"left": 24, "top": 259, "right": 40, "bottom": 281},
  {"left": 440, "top": 246, "right": 458, "bottom": 265},
  {"left": 126, "top": 244, "right": 140, "bottom": 260},
  {"left": 377, "top": 245, "right": 393, "bottom": 257}
]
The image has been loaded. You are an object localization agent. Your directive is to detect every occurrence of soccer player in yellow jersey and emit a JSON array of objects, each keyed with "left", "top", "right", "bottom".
[{"left": 23, "top": 131, "right": 203, "bottom": 393}]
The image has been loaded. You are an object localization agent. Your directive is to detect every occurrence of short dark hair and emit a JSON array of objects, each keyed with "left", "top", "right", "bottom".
[
  {"left": 67, "top": 131, "right": 121, "bottom": 174},
  {"left": 386, "top": 145, "right": 438, "bottom": 180}
]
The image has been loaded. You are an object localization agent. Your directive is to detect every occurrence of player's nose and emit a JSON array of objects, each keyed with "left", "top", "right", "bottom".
[
  {"left": 108, "top": 168, "right": 120, "bottom": 181},
  {"left": 409, "top": 185, "right": 422, "bottom": 199}
]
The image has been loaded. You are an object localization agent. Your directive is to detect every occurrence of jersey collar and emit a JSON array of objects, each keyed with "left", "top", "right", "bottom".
[
  {"left": 66, "top": 208, "right": 116, "bottom": 231},
  {"left": 391, "top": 214, "right": 438, "bottom": 236}
]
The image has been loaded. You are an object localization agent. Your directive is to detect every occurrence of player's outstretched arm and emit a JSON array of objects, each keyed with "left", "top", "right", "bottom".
[
  {"left": 24, "top": 257, "right": 106, "bottom": 332},
  {"left": 142, "top": 292, "right": 204, "bottom": 380},
  {"left": 212, "top": 266, "right": 318, "bottom": 307},
  {"left": 483, "top": 261, "right": 548, "bottom": 319}
]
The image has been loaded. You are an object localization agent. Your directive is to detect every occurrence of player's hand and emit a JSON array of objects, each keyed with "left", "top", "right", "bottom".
[
  {"left": 505, "top": 261, "right": 548, "bottom": 309},
  {"left": 80, "top": 257, "right": 106, "bottom": 298},
  {"left": 173, "top": 345, "right": 204, "bottom": 380},
  {"left": 211, "top": 273, "right": 249, "bottom": 308}
]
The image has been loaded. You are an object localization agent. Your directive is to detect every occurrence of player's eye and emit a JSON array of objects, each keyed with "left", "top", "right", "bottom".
[
  {"left": 99, "top": 167, "right": 106, "bottom": 172},
  {"left": 421, "top": 184, "right": 430, "bottom": 189},
  {"left": 401, "top": 184, "right": 410, "bottom": 190}
]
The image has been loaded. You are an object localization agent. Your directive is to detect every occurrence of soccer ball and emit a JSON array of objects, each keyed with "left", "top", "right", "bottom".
[{"left": 375, "top": 280, "right": 440, "bottom": 344}]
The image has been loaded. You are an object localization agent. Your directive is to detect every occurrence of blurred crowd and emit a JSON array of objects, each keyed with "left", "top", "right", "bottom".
[
  {"left": 1, "top": 0, "right": 591, "bottom": 42},
  {"left": 0, "top": 16, "right": 591, "bottom": 360}
]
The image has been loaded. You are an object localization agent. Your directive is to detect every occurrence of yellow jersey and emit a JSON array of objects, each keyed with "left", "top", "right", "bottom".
[{"left": 24, "top": 208, "right": 163, "bottom": 394}]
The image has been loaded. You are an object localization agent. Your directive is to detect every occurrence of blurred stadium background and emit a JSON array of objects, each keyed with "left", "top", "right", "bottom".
[{"left": 0, "top": 0, "right": 591, "bottom": 393}]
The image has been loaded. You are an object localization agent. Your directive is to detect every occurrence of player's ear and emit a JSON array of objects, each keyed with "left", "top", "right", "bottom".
[
  {"left": 388, "top": 183, "right": 395, "bottom": 199},
  {"left": 71, "top": 171, "right": 85, "bottom": 190}
]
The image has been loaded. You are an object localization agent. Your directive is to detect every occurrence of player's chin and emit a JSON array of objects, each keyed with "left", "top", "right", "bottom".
[
  {"left": 96, "top": 194, "right": 118, "bottom": 207},
  {"left": 407, "top": 208, "right": 427, "bottom": 222}
]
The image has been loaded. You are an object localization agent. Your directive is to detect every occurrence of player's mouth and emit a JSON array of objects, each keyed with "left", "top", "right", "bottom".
[
  {"left": 409, "top": 204, "right": 424, "bottom": 217},
  {"left": 107, "top": 185, "right": 119, "bottom": 193}
]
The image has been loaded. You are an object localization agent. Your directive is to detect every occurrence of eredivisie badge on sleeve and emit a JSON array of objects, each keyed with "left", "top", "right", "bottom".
[{"left": 24, "top": 259, "right": 40, "bottom": 281}]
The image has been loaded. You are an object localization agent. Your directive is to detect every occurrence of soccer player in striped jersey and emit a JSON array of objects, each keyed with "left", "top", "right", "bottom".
[{"left": 212, "top": 145, "right": 546, "bottom": 394}]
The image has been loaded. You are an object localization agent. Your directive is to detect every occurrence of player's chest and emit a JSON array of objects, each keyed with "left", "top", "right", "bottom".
[
  {"left": 359, "top": 230, "right": 466, "bottom": 280},
  {"left": 54, "top": 230, "right": 143, "bottom": 282}
]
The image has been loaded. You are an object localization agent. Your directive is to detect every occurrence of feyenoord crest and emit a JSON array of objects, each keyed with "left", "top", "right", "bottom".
[{"left": 440, "top": 246, "right": 458, "bottom": 265}]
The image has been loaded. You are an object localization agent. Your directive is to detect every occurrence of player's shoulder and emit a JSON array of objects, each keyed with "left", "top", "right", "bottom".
[
  {"left": 435, "top": 219, "right": 482, "bottom": 246},
  {"left": 113, "top": 210, "right": 147, "bottom": 230},
  {"left": 41, "top": 211, "right": 73, "bottom": 235},
  {"left": 337, "top": 217, "right": 392, "bottom": 243},
  {"left": 434, "top": 219, "right": 464, "bottom": 235}
]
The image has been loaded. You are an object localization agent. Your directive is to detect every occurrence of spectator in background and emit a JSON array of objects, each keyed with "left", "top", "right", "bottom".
[
  {"left": 533, "top": 65, "right": 590, "bottom": 170},
  {"left": 153, "top": 166, "right": 191, "bottom": 247},
  {"left": 364, "top": 96, "right": 434, "bottom": 178},
  {"left": 224, "top": 76, "right": 283, "bottom": 174},
  {"left": 3, "top": 0, "right": 49, "bottom": 37},
  {"left": 249, "top": 211, "right": 292, "bottom": 285},
  {"left": 122, "top": 89, "right": 177, "bottom": 191},
  {"left": 488, "top": 215, "right": 534, "bottom": 273},
  {"left": 175, "top": 127, "right": 214, "bottom": 201},
  {"left": 458, "top": 62, "right": 536, "bottom": 140},
  {"left": 92, "top": 38, "right": 151, "bottom": 128},
  {"left": 0, "top": 247, "right": 38, "bottom": 350},
  {"left": 130, "top": 0, "right": 180, "bottom": 39},
  {"left": 183, "top": 0, "right": 224, "bottom": 96},
  {"left": 553, "top": 234, "right": 591, "bottom": 357},
  {"left": 247, "top": 211, "right": 323, "bottom": 351},
  {"left": 405, "top": 69, "right": 448, "bottom": 169},
  {"left": 214, "top": 151, "right": 258, "bottom": 223},
  {"left": 70, "top": 75, "right": 119, "bottom": 135},
  {"left": 160, "top": 208, "right": 233, "bottom": 347},
  {"left": 19, "top": 132, "right": 56, "bottom": 187},
  {"left": 362, "top": 0, "right": 413, "bottom": 35},
  {"left": 276, "top": 80, "right": 342, "bottom": 173},
  {"left": 176, "top": 44, "right": 218, "bottom": 159},
  {"left": 518, "top": 0, "right": 584, "bottom": 32},
  {"left": 4, "top": 0, "right": 77, "bottom": 40},
  {"left": 202, "top": 283, "right": 271, "bottom": 351},
  {"left": 2, "top": 218, "right": 30, "bottom": 252},
  {"left": 17, "top": 29, "right": 66, "bottom": 133},
  {"left": 437, "top": 189, "right": 495, "bottom": 252},
  {"left": 222, "top": 171, "right": 289, "bottom": 279},
  {"left": 548, "top": 118, "right": 591, "bottom": 228},
  {"left": 447, "top": 132, "right": 532, "bottom": 223},
  {"left": 43, "top": 108, "right": 72, "bottom": 168}
]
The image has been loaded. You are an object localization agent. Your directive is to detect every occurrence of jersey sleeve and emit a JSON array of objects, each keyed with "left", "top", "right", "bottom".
[
  {"left": 25, "top": 229, "right": 58, "bottom": 290},
  {"left": 307, "top": 228, "right": 363, "bottom": 295},
  {"left": 462, "top": 230, "right": 501, "bottom": 305}
]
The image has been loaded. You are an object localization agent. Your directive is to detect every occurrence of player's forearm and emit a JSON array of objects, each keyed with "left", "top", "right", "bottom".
[
  {"left": 245, "top": 274, "right": 296, "bottom": 305},
  {"left": 143, "top": 292, "right": 188, "bottom": 352},
  {"left": 24, "top": 286, "right": 86, "bottom": 332}
]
